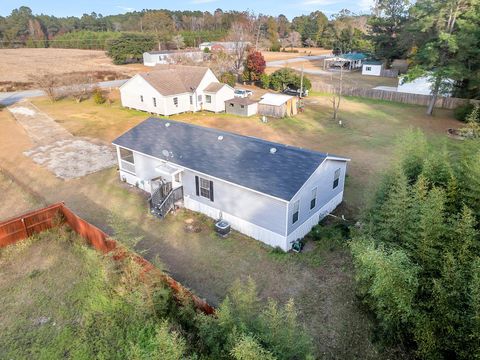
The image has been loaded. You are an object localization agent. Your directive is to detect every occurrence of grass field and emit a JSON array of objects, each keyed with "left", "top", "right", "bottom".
[
  {"left": 0, "top": 48, "right": 148, "bottom": 85},
  {"left": 0, "top": 91, "right": 467, "bottom": 358}
]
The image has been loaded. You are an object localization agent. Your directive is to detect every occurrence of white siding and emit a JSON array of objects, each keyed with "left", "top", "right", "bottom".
[
  {"left": 120, "top": 75, "right": 170, "bottom": 115},
  {"left": 286, "top": 159, "right": 348, "bottom": 237},
  {"left": 362, "top": 64, "right": 382, "bottom": 76},
  {"left": 204, "top": 86, "right": 235, "bottom": 113}
]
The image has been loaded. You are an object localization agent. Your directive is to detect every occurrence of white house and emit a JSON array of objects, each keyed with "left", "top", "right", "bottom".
[
  {"left": 120, "top": 66, "right": 235, "bottom": 116},
  {"left": 397, "top": 75, "right": 453, "bottom": 96},
  {"left": 362, "top": 61, "right": 384, "bottom": 76},
  {"left": 199, "top": 41, "right": 250, "bottom": 53},
  {"left": 143, "top": 50, "right": 204, "bottom": 66},
  {"left": 112, "top": 118, "right": 350, "bottom": 251}
]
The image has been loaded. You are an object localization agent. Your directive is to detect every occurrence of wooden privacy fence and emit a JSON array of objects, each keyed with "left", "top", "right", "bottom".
[
  {"left": 0, "top": 203, "right": 215, "bottom": 315},
  {"left": 311, "top": 82, "right": 480, "bottom": 110}
]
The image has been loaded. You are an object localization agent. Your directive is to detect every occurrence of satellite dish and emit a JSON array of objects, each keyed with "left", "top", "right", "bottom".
[
  {"left": 218, "top": 135, "right": 224, "bottom": 141},
  {"left": 270, "top": 147, "right": 277, "bottom": 154}
]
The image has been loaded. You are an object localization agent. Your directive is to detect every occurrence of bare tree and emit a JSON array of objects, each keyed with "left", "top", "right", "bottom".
[
  {"left": 63, "top": 73, "right": 94, "bottom": 103},
  {"left": 227, "top": 22, "right": 253, "bottom": 74},
  {"left": 171, "top": 34, "right": 185, "bottom": 50},
  {"left": 286, "top": 31, "right": 301, "bottom": 50},
  {"left": 29, "top": 73, "right": 61, "bottom": 102},
  {"left": 331, "top": 62, "right": 346, "bottom": 123}
]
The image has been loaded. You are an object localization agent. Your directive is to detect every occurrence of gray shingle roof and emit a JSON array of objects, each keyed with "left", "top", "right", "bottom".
[{"left": 113, "top": 118, "right": 340, "bottom": 201}]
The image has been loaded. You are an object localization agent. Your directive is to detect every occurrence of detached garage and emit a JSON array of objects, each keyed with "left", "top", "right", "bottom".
[
  {"left": 258, "top": 93, "right": 298, "bottom": 118},
  {"left": 225, "top": 97, "right": 258, "bottom": 117}
]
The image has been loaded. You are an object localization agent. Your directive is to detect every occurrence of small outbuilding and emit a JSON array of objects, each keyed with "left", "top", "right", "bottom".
[
  {"left": 362, "top": 61, "right": 384, "bottom": 76},
  {"left": 203, "top": 83, "right": 235, "bottom": 113},
  {"left": 225, "top": 97, "right": 258, "bottom": 117},
  {"left": 258, "top": 93, "right": 298, "bottom": 118}
]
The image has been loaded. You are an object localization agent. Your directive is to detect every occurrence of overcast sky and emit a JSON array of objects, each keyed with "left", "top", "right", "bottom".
[{"left": 0, "top": 0, "right": 373, "bottom": 20}]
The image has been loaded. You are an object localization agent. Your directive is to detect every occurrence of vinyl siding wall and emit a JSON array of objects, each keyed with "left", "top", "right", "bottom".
[{"left": 286, "top": 159, "right": 347, "bottom": 237}]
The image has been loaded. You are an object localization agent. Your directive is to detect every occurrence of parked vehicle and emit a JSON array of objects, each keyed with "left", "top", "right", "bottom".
[
  {"left": 282, "top": 87, "right": 309, "bottom": 97},
  {"left": 234, "top": 89, "right": 253, "bottom": 98}
]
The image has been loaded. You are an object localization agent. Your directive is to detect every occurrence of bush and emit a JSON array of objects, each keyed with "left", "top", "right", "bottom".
[
  {"left": 269, "top": 68, "right": 311, "bottom": 91},
  {"left": 454, "top": 102, "right": 475, "bottom": 122},
  {"left": 220, "top": 72, "right": 236, "bottom": 87},
  {"left": 260, "top": 73, "right": 270, "bottom": 89},
  {"left": 92, "top": 88, "right": 106, "bottom": 104}
]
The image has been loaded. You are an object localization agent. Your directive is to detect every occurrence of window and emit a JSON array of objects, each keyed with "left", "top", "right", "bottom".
[
  {"left": 196, "top": 176, "right": 214, "bottom": 201},
  {"left": 140, "top": 95, "right": 144, "bottom": 102},
  {"left": 240, "top": 105, "right": 245, "bottom": 109},
  {"left": 119, "top": 148, "right": 135, "bottom": 174},
  {"left": 310, "top": 187, "right": 317, "bottom": 210},
  {"left": 206, "top": 95, "right": 212, "bottom": 103},
  {"left": 333, "top": 169, "right": 341, "bottom": 189},
  {"left": 153, "top": 97, "right": 157, "bottom": 107},
  {"left": 120, "top": 148, "right": 134, "bottom": 163},
  {"left": 292, "top": 200, "right": 299, "bottom": 224},
  {"left": 366, "top": 66, "right": 372, "bottom": 71},
  {"left": 173, "top": 97, "right": 178, "bottom": 107},
  {"left": 189, "top": 95, "right": 193, "bottom": 105},
  {"left": 198, "top": 95, "right": 202, "bottom": 102},
  {"left": 229, "top": 103, "right": 234, "bottom": 107},
  {"left": 174, "top": 173, "right": 180, "bottom": 183}
]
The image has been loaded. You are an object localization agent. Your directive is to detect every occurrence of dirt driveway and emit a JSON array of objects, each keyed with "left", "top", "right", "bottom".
[{"left": 8, "top": 101, "right": 116, "bottom": 179}]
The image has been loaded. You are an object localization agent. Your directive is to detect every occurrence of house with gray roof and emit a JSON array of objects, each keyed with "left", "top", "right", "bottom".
[
  {"left": 120, "top": 65, "right": 234, "bottom": 116},
  {"left": 113, "top": 117, "right": 350, "bottom": 251}
]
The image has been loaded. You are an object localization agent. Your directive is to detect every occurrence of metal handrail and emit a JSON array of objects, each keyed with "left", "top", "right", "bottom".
[{"left": 151, "top": 186, "right": 183, "bottom": 218}]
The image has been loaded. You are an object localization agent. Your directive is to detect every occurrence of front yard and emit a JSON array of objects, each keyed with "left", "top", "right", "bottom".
[{"left": 0, "top": 92, "right": 464, "bottom": 358}]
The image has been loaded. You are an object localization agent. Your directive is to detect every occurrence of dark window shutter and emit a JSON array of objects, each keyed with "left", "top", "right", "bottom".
[
  {"left": 209, "top": 181, "right": 214, "bottom": 202},
  {"left": 195, "top": 176, "right": 199, "bottom": 196}
]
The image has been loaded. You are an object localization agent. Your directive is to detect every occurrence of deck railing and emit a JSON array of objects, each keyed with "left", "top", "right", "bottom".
[{"left": 150, "top": 186, "right": 184, "bottom": 218}]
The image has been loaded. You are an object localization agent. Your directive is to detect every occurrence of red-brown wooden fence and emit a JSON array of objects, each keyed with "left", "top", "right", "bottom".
[{"left": 0, "top": 203, "right": 215, "bottom": 315}]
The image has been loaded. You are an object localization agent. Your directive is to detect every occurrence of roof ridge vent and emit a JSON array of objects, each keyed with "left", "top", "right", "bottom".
[{"left": 270, "top": 147, "right": 277, "bottom": 154}]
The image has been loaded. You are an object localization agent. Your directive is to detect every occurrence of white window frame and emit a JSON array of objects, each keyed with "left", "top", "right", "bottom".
[
  {"left": 310, "top": 187, "right": 317, "bottom": 210},
  {"left": 189, "top": 95, "right": 193, "bottom": 105},
  {"left": 206, "top": 95, "right": 212, "bottom": 104},
  {"left": 199, "top": 178, "right": 211, "bottom": 199},
  {"left": 333, "top": 169, "right": 341, "bottom": 189},
  {"left": 140, "top": 95, "right": 144, "bottom": 102},
  {"left": 173, "top": 97, "right": 178, "bottom": 107},
  {"left": 153, "top": 97, "right": 157, "bottom": 107},
  {"left": 292, "top": 200, "right": 299, "bottom": 224},
  {"left": 366, "top": 66, "right": 372, "bottom": 71}
]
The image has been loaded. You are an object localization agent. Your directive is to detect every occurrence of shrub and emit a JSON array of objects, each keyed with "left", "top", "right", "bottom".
[
  {"left": 92, "top": 88, "right": 106, "bottom": 104},
  {"left": 220, "top": 72, "right": 236, "bottom": 87},
  {"left": 269, "top": 68, "right": 311, "bottom": 91},
  {"left": 454, "top": 102, "right": 475, "bottom": 122},
  {"left": 260, "top": 73, "right": 270, "bottom": 89}
]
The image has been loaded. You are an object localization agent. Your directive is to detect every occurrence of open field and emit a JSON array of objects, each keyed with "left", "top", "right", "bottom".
[
  {"left": 0, "top": 92, "right": 466, "bottom": 358},
  {"left": 0, "top": 48, "right": 148, "bottom": 87},
  {"left": 262, "top": 47, "right": 331, "bottom": 61}
]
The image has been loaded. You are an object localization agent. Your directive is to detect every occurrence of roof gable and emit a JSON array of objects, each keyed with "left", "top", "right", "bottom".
[{"left": 112, "top": 118, "right": 347, "bottom": 201}]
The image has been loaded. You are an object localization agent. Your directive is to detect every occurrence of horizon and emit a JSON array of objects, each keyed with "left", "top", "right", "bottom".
[{"left": 0, "top": 0, "right": 373, "bottom": 20}]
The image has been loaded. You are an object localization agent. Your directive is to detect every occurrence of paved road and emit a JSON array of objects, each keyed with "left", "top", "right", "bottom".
[{"left": 0, "top": 79, "right": 127, "bottom": 106}]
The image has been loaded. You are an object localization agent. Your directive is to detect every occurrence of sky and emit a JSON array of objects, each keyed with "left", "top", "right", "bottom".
[{"left": 0, "top": 0, "right": 373, "bottom": 20}]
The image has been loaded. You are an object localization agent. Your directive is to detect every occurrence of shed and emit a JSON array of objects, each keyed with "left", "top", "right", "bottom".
[
  {"left": 225, "top": 97, "right": 258, "bottom": 117},
  {"left": 362, "top": 61, "right": 384, "bottom": 76},
  {"left": 258, "top": 93, "right": 298, "bottom": 118}
]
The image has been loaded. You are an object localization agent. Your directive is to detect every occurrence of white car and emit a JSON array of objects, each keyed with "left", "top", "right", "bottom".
[{"left": 234, "top": 89, "right": 253, "bottom": 98}]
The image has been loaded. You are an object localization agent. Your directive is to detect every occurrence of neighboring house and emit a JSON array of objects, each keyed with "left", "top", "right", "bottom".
[
  {"left": 397, "top": 75, "right": 453, "bottom": 96},
  {"left": 143, "top": 50, "right": 204, "bottom": 66},
  {"left": 362, "top": 61, "right": 384, "bottom": 76},
  {"left": 225, "top": 97, "right": 258, "bottom": 117},
  {"left": 112, "top": 118, "right": 349, "bottom": 251},
  {"left": 120, "top": 66, "right": 232, "bottom": 116},
  {"left": 258, "top": 93, "right": 298, "bottom": 118},
  {"left": 203, "top": 83, "right": 235, "bottom": 113},
  {"left": 324, "top": 53, "right": 367, "bottom": 70},
  {"left": 199, "top": 41, "right": 250, "bottom": 53}
]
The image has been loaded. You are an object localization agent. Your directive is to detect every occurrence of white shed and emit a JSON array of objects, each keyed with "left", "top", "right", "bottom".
[{"left": 362, "top": 61, "right": 384, "bottom": 76}]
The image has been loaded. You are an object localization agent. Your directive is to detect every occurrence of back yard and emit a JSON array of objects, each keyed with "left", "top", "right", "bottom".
[{"left": 0, "top": 92, "right": 464, "bottom": 358}]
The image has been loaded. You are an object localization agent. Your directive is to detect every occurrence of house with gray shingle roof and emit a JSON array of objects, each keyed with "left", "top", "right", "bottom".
[
  {"left": 120, "top": 65, "right": 234, "bottom": 116},
  {"left": 113, "top": 118, "right": 350, "bottom": 251}
]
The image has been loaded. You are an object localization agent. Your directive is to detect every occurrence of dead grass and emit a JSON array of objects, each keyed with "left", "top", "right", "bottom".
[
  {"left": 262, "top": 48, "right": 331, "bottom": 61},
  {"left": 0, "top": 48, "right": 148, "bottom": 85},
  {"left": 0, "top": 169, "right": 40, "bottom": 221}
]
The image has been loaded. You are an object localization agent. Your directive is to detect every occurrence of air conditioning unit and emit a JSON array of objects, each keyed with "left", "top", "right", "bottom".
[{"left": 215, "top": 220, "right": 231, "bottom": 237}]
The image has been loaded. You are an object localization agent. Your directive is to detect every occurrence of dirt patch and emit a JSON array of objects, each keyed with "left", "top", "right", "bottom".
[{"left": 24, "top": 139, "right": 116, "bottom": 180}]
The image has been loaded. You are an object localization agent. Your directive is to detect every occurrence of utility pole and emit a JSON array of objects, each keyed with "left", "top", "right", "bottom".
[{"left": 300, "top": 64, "right": 304, "bottom": 98}]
